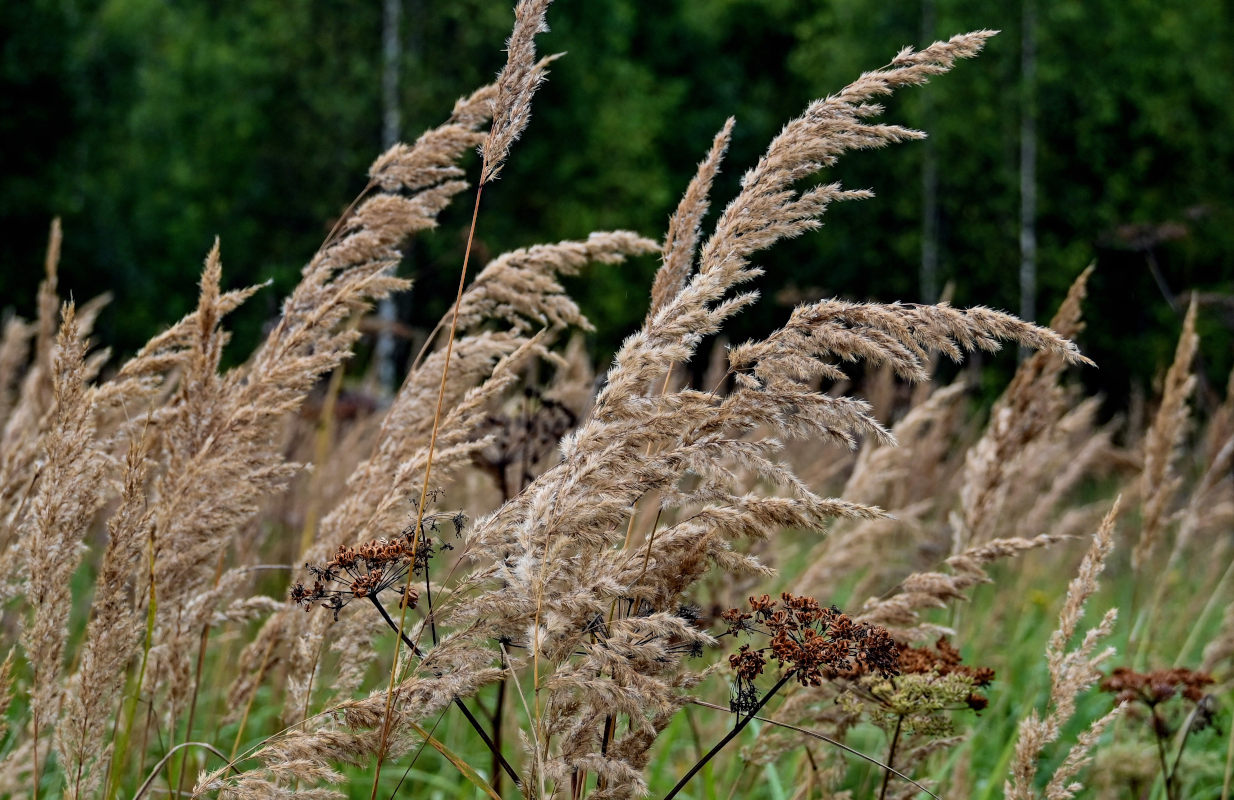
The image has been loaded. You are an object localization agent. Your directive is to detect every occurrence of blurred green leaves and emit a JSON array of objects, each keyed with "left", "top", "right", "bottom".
[{"left": 2, "top": 0, "right": 1231, "bottom": 396}]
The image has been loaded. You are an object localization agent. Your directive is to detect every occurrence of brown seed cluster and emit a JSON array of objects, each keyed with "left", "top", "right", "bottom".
[
  {"left": 729, "top": 644, "right": 766, "bottom": 682},
  {"left": 1100, "top": 667, "right": 1214, "bottom": 706},
  {"left": 290, "top": 538, "right": 427, "bottom": 619},
  {"left": 723, "top": 593, "right": 898, "bottom": 713}
]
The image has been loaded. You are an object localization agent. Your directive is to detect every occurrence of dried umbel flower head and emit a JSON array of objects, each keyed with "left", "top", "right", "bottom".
[
  {"left": 1101, "top": 667, "right": 1215, "bottom": 708},
  {"left": 290, "top": 511, "right": 460, "bottom": 619},
  {"left": 474, "top": 386, "right": 578, "bottom": 498},
  {"left": 723, "top": 593, "right": 898, "bottom": 713},
  {"left": 840, "top": 636, "right": 995, "bottom": 734},
  {"left": 291, "top": 538, "right": 421, "bottom": 619},
  {"left": 841, "top": 671, "right": 987, "bottom": 739},
  {"left": 828, "top": 635, "right": 996, "bottom": 798},
  {"left": 1099, "top": 666, "right": 1217, "bottom": 800}
]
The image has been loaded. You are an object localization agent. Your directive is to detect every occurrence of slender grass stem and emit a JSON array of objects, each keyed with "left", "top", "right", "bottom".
[
  {"left": 1176, "top": 556, "right": 1234, "bottom": 668},
  {"left": 134, "top": 742, "right": 230, "bottom": 800},
  {"left": 367, "top": 594, "right": 521, "bottom": 789},
  {"left": 387, "top": 704, "right": 450, "bottom": 800},
  {"left": 1222, "top": 694, "right": 1234, "bottom": 800},
  {"left": 1168, "top": 700, "right": 1206, "bottom": 800},
  {"left": 229, "top": 636, "right": 277, "bottom": 762},
  {"left": 176, "top": 552, "right": 226, "bottom": 797},
  {"left": 31, "top": 682, "right": 39, "bottom": 800},
  {"left": 319, "top": 180, "right": 376, "bottom": 254}
]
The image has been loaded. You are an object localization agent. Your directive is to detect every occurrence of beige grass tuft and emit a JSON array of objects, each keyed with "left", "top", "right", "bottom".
[{"left": 1132, "top": 299, "right": 1198, "bottom": 571}]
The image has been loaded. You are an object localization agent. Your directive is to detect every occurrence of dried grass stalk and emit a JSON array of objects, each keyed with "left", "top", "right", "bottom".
[
  {"left": 649, "top": 118, "right": 734, "bottom": 318},
  {"left": 958, "top": 266, "right": 1095, "bottom": 549},
  {"left": 481, "top": 0, "right": 555, "bottom": 183},
  {"left": 858, "top": 533, "right": 1065, "bottom": 642},
  {"left": 1132, "top": 299, "right": 1198, "bottom": 570},
  {"left": 1006, "top": 498, "right": 1122, "bottom": 800},
  {"left": 17, "top": 303, "right": 110, "bottom": 789},
  {"left": 0, "top": 223, "right": 65, "bottom": 564},
  {"left": 0, "top": 317, "right": 34, "bottom": 429},
  {"left": 55, "top": 439, "right": 154, "bottom": 800}
]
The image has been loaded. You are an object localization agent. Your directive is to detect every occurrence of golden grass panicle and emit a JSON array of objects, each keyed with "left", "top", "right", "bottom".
[
  {"left": 649, "top": 117, "right": 735, "bottom": 319},
  {"left": 368, "top": 83, "right": 496, "bottom": 193},
  {"left": 481, "top": 0, "right": 555, "bottom": 183},
  {"left": 857, "top": 533, "right": 1066, "bottom": 643},
  {"left": 957, "top": 266, "right": 1096, "bottom": 550},
  {"left": 274, "top": 222, "right": 638, "bottom": 721},
  {"left": 0, "top": 223, "right": 65, "bottom": 563},
  {"left": 1006, "top": 498, "right": 1122, "bottom": 800},
  {"left": 17, "top": 303, "right": 110, "bottom": 790},
  {"left": 455, "top": 232, "right": 658, "bottom": 334},
  {"left": 150, "top": 77, "right": 495, "bottom": 726},
  {"left": 1203, "top": 364, "right": 1234, "bottom": 466},
  {"left": 56, "top": 439, "right": 154, "bottom": 800},
  {"left": 0, "top": 316, "right": 34, "bottom": 429},
  {"left": 595, "top": 33, "right": 1002, "bottom": 413},
  {"left": 1133, "top": 298, "right": 1198, "bottom": 571},
  {"left": 0, "top": 650, "right": 14, "bottom": 742},
  {"left": 222, "top": 80, "right": 506, "bottom": 729},
  {"left": 283, "top": 336, "right": 549, "bottom": 718},
  {"left": 793, "top": 382, "right": 969, "bottom": 596}
]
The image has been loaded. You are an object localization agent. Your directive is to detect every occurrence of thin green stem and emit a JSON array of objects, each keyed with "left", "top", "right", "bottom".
[
  {"left": 1168, "top": 700, "right": 1205, "bottom": 799},
  {"left": 687, "top": 698, "right": 938, "bottom": 799},
  {"left": 1221, "top": 695, "right": 1234, "bottom": 800},
  {"left": 1176, "top": 556, "right": 1234, "bottom": 668}
]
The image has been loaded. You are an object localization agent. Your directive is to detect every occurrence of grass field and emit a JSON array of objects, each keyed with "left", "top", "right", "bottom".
[{"left": 2, "top": 3, "right": 1231, "bottom": 799}]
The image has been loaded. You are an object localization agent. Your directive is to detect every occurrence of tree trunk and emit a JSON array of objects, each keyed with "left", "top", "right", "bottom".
[
  {"left": 375, "top": 0, "right": 403, "bottom": 392},
  {"left": 1019, "top": 0, "right": 1038, "bottom": 330},
  {"left": 920, "top": 0, "right": 939, "bottom": 303}
]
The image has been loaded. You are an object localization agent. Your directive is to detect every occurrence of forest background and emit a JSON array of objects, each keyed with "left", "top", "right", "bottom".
[{"left": 2, "top": 0, "right": 1233, "bottom": 402}]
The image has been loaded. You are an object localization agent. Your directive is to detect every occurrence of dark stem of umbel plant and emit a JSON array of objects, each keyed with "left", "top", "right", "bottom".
[
  {"left": 662, "top": 672, "right": 795, "bottom": 800},
  {"left": 366, "top": 594, "right": 522, "bottom": 789}
]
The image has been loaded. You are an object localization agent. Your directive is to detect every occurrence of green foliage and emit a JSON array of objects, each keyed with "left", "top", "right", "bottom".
[{"left": 3, "top": 0, "right": 1233, "bottom": 388}]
